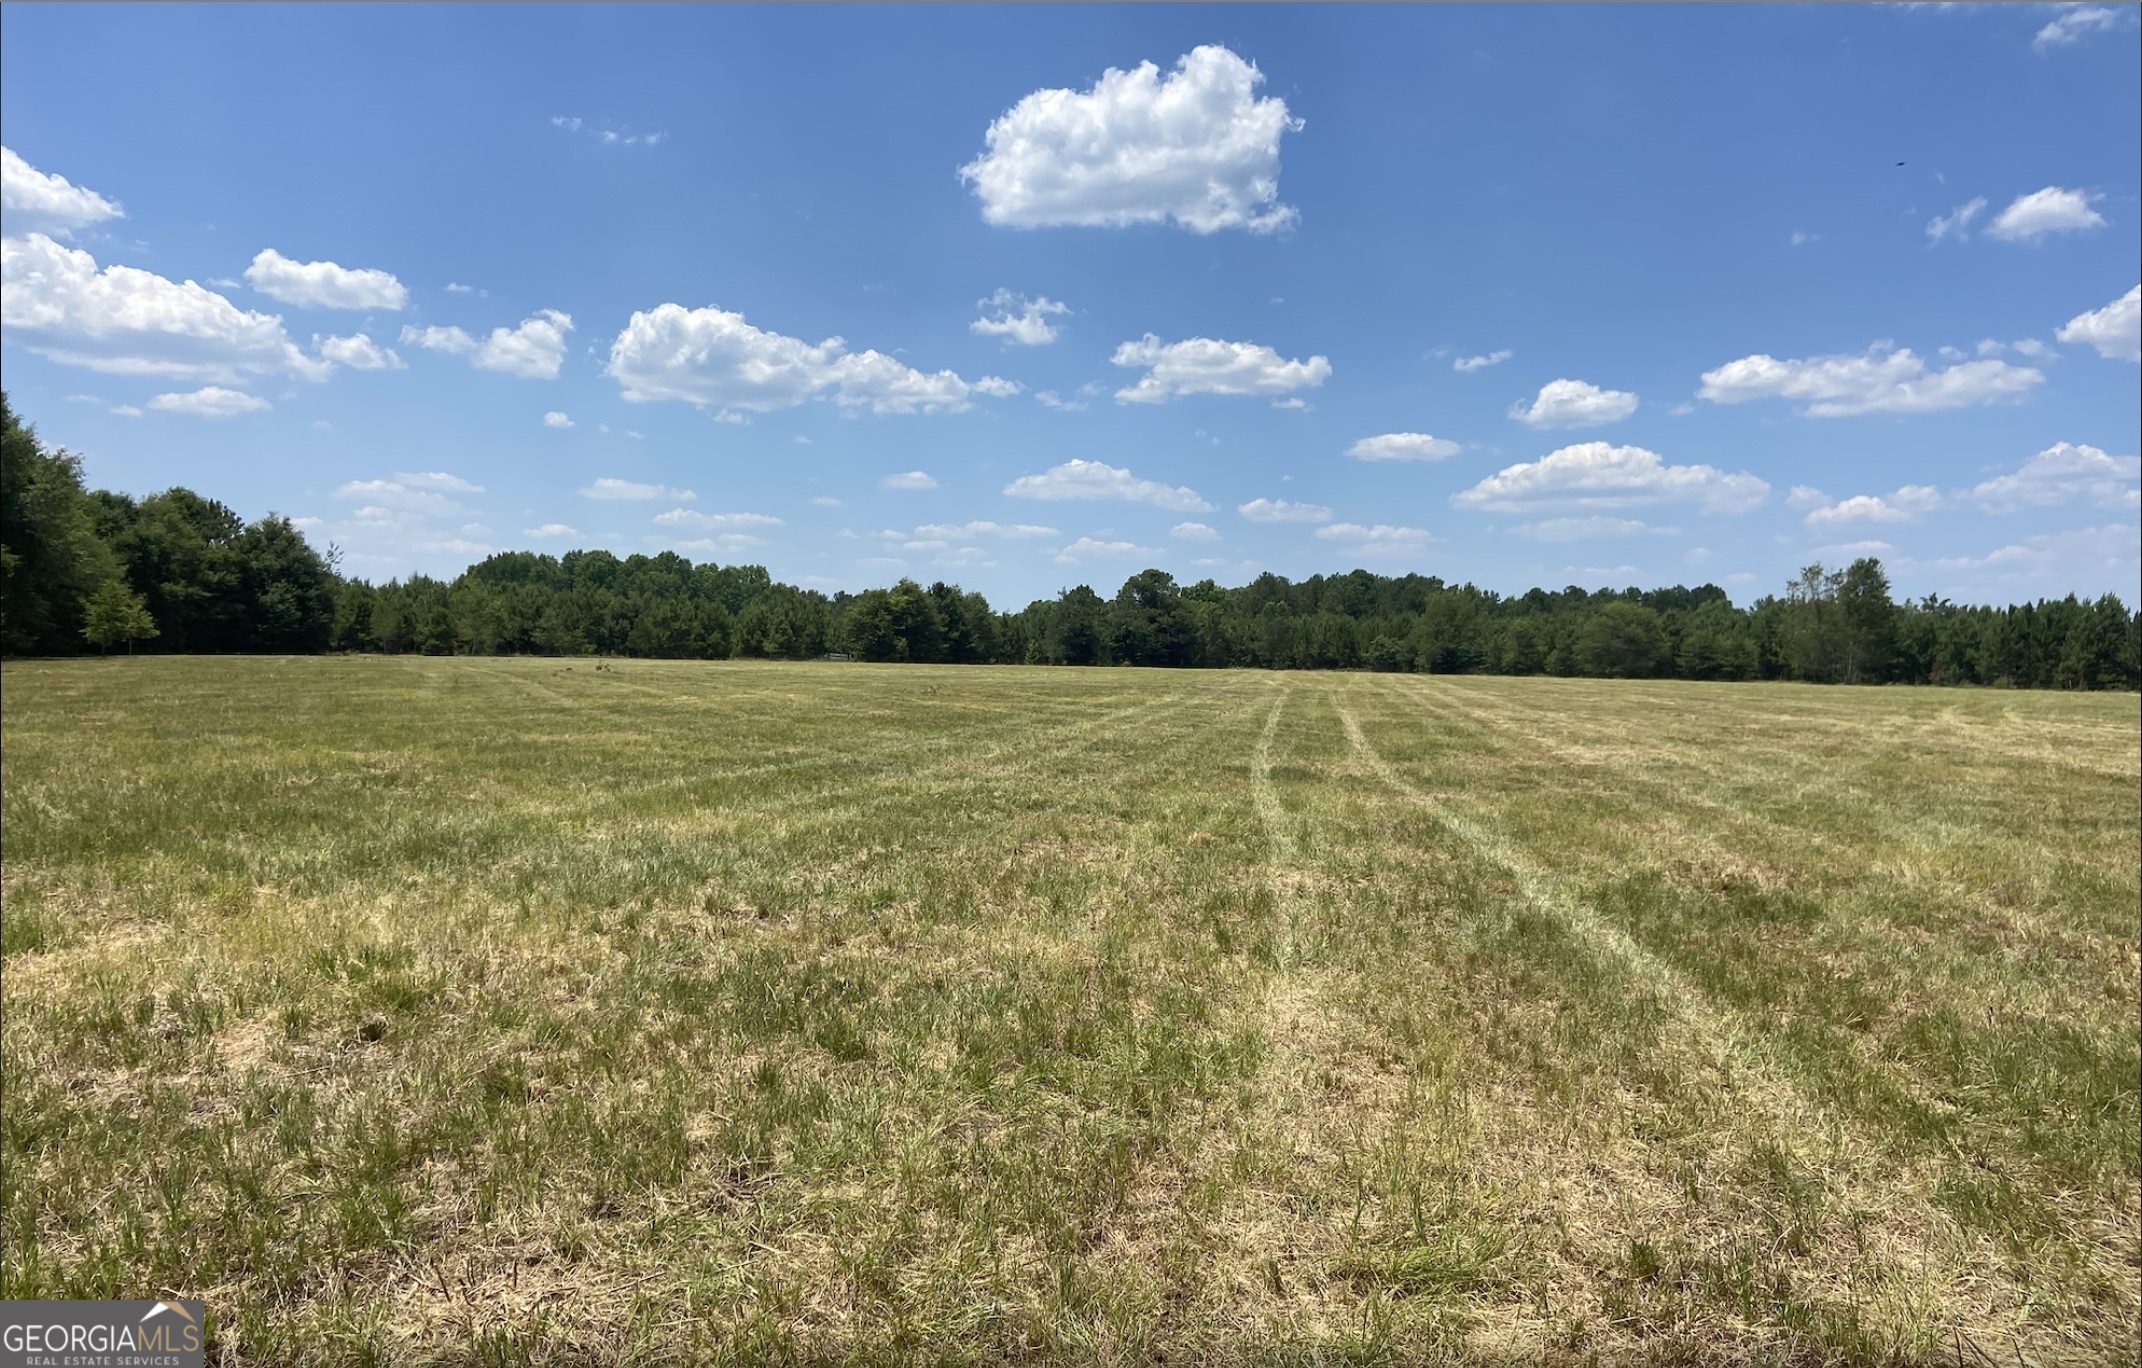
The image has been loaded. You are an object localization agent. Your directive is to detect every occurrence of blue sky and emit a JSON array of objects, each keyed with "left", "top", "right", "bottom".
[{"left": 3, "top": 3, "right": 2137, "bottom": 607}]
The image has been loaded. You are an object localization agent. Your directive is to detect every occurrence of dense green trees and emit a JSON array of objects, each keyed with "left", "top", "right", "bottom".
[{"left": 2, "top": 392, "right": 2135, "bottom": 689}]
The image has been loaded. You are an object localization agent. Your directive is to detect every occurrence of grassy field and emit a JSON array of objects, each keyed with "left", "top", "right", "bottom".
[{"left": 1, "top": 657, "right": 2136, "bottom": 1366}]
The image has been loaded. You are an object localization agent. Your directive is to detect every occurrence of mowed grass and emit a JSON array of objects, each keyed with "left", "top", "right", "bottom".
[{"left": 2, "top": 657, "right": 2136, "bottom": 1366}]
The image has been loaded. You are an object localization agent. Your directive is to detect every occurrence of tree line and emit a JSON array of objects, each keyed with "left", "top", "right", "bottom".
[{"left": 4, "top": 393, "right": 2136, "bottom": 688}]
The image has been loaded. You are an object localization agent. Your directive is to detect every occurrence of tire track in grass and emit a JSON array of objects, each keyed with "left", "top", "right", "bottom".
[
  {"left": 1331, "top": 684, "right": 2140, "bottom": 1358},
  {"left": 1334, "top": 692, "right": 1835, "bottom": 1136}
]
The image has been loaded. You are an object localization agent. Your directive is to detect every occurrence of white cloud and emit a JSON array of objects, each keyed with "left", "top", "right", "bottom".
[
  {"left": 1697, "top": 342, "right": 2042, "bottom": 416},
  {"left": 881, "top": 470, "right": 939, "bottom": 490},
  {"left": 1110, "top": 333, "right": 1330, "bottom": 403},
  {"left": 579, "top": 477, "right": 694, "bottom": 502},
  {"left": 1453, "top": 442, "right": 1770, "bottom": 514},
  {"left": 2057, "top": 284, "right": 2140, "bottom": 362},
  {"left": 653, "top": 508, "right": 784, "bottom": 529},
  {"left": 1, "top": 146, "right": 122, "bottom": 237},
  {"left": 445, "top": 282, "right": 478, "bottom": 295},
  {"left": 334, "top": 475, "right": 477, "bottom": 517},
  {"left": 810, "top": 495, "right": 841, "bottom": 506},
  {"left": 1959, "top": 442, "right": 2140, "bottom": 513},
  {"left": 1055, "top": 536, "right": 1160, "bottom": 564},
  {"left": 1790, "top": 231, "right": 1819, "bottom": 248},
  {"left": 1003, "top": 458, "right": 1210, "bottom": 511},
  {"left": 396, "top": 471, "right": 483, "bottom": 493},
  {"left": 1034, "top": 390, "right": 1086, "bottom": 411},
  {"left": 910, "top": 520, "right": 1057, "bottom": 539},
  {"left": 1809, "top": 539, "right": 1896, "bottom": 560},
  {"left": 1171, "top": 521, "right": 1219, "bottom": 541},
  {"left": 1237, "top": 497, "right": 1332, "bottom": 524},
  {"left": 400, "top": 312, "right": 571, "bottom": 378},
  {"left": 2, "top": 233, "right": 330, "bottom": 382},
  {"left": 525, "top": 523, "right": 579, "bottom": 539},
  {"left": 970, "top": 289, "right": 1069, "bottom": 345},
  {"left": 605, "top": 302, "right": 974, "bottom": 414},
  {"left": 959, "top": 45, "right": 1301, "bottom": 234},
  {"left": 543, "top": 410, "right": 573, "bottom": 429},
  {"left": 1985, "top": 187, "right": 2107, "bottom": 244},
  {"left": 2011, "top": 337, "right": 2054, "bottom": 360},
  {"left": 314, "top": 332, "right": 404, "bottom": 371},
  {"left": 970, "top": 375, "right": 1023, "bottom": 397},
  {"left": 147, "top": 386, "right": 270, "bottom": 418},
  {"left": 1907, "top": 523, "right": 2139, "bottom": 593},
  {"left": 1513, "top": 516, "right": 1677, "bottom": 541},
  {"left": 553, "top": 116, "right": 663, "bottom": 147},
  {"left": 399, "top": 323, "right": 475, "bottom": 355},
  {"left": 476, "top": 310, "right": 572, "bottom": 379},
  {"left": 1452, "top": 349, "right": 1512, "bottom": 373},
  {"left": 244, "top": 248, "right": 408, "bottom": 310},
  {"left": 2034, "top": 5, "right": 2134, "bottom": 52},
  {"left": 1803, "top": 485, "right": 1944, "bottom": 527},
  {"left": 1786, "top": 484, "right": 1832, "bottom": 510},
  {"left": 1313, "top": 523, "right": 1434, "bottom": 558},
  {"left": 1347, "top": 432, "right": 1460, "bottom": 462},
  {"left": 1510, "top": 378, "right": 1639, "bottom": 429},
  {"left": 1925, "top": 197, "right": 1987, "bottom": 245}
]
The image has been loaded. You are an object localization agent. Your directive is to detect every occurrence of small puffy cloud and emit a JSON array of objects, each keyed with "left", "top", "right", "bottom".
[
  {"left": 1790, "top": 231, "right": 1818, "bottom": 248},
  {"left": 1055, "top": 536, "right": 1160, "bottom": 564},
  {"left": 653, "top": 508, "right": 784, "bottom": 529},
  {"left": 2057, "top": 284, "right": 2140, "bottom": 362},
  {"left": 1, "top": 146, "right": 122, "bottom": 237},
  {"left": 2034, "top": 5, "right": 2134, "bottom": 52},
  {"left": 525, "top": 523, "right": 579, "bottom": 539},
  {"left": 315, "top": 333, "right": 404, "bottom": 371},
  {"left": 147, "top": 386, "right": 270, "bottom": 417},
  {"left": 3, "top": 233, "right": 330, "bottom": 382},
  {"left": 910, "top": 520, "right": 1057, "bottom": 539},
  {"left": 1313, "top": 523, "right": 1434, "bottom": 558},
  {"left": 1697, "top": 342, "right": 2042, "bottom": 416},
  {"left": 959, "top": 45, "right": 1301, "bottom": 234},
  {"left": 1510, "top": 378, "right": 1639, "bottom": 429},
  {"left": 881, "top": 470, "right": 939, "bottom": 490},
  {"left": 476, "top": 310, "right": 572, "bottom": 379},
  {"left": 1171, "top": 521, "right": 1219, "bottom": 541},
  {"left": 970, "top": 289, "right": 1069, "bottom": 345},
  {"left": 606, "top": 302, "right": 974, "bottom": 414},
  {"left": 542, "top": 410, "right": 573, "bottom": 429},
  {"left": 1347, "top": 432, "right": 1460, "bottom": 462},
  {"left": 1110, "top": 333, "right": 1330, "bottom": 404},
  {"left": 970, "top": 375, "right": 1023, "bottom": 397},
  {"left": 1454, "top": 442, "right": 1770, "bottom": 514},
  {"left": 1237, "top": 497, "right": 1332, "bottom": 524},
  {"left": 1803, "top": 485, "right": 1944, "bottom": 527},
  {"left": 1034, "top": 390, "right": 1086, "bottom": 411},
  {"left": 334, "top": 474, "right": 478, "bottom": 517},
  {"left": 1925, "top": 197, "right": 1986, "bottom": 245},
  {"left": 1004, "top": 458, "right": 1210, "bottom": 511},
  {"left": 1513, "top": 516, "right": 1677, "bottom": 541},
  {"left": 1453, "top": 349, "right": 1512, "bottom": 373},
  {"left": 1985, "top": 187, "right": 2107, "bottom": 245},
  {"left": 445, "top": 282, "right": 479, "bottom": 294},
  {"left": 1959, "top": 442, "right": 2140, "bottom": 513},
  {"left": 401, "top": 313, "right": 571, "bottom": 378},
  {"left": 579, "top": 477, "right": 693, "bottom": 501},
  {"left": 2011, "top": 338, "right": 2054, "bottom": 360},
  {"left": 399, "top": 323, "right": 476, "bottom": 355},
  {"left": 245, "top": 248, "right": 408, "bottom": 310},
  {"left": 1786, "top": 484, "right": 1831, "bottom": 510},
  {"left": 397, "top": 471, "right": 484, "bottom": 493}
]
